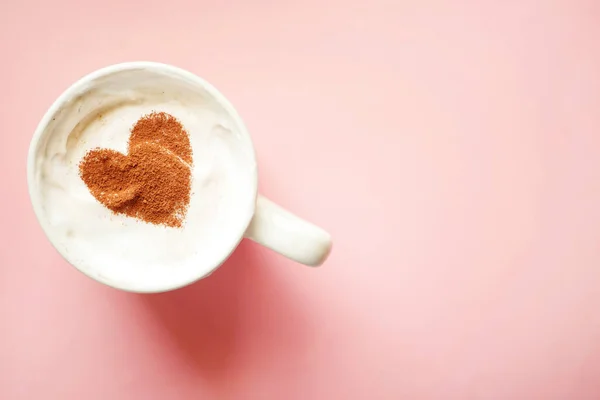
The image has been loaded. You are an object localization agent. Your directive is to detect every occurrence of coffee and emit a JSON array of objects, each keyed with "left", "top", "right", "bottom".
[{"left": 31, "top": 69, "right": 256, "bottom": 289}]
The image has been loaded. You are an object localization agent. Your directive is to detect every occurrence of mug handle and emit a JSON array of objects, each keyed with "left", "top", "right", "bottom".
[{"left": 244, "top": 195, "right": 332, "bottom": 266}]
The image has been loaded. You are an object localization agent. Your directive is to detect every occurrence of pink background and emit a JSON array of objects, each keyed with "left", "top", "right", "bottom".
[{"left": 2, "top": 0, "right": 600, "bottom": 398}]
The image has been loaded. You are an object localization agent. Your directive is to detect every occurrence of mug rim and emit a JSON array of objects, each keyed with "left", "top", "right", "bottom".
[{"left": 27, "top": 61, "right": 259, "bottom": 293}]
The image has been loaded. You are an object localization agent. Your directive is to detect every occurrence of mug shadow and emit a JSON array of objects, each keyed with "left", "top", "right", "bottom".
[{"left": 138, "top": 240, "right": 313, "bottom": 386}]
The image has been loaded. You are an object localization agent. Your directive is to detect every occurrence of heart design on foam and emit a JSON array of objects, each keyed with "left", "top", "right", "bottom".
[{"left": 79, "top": 112, "right": 193, "bottom": 228}]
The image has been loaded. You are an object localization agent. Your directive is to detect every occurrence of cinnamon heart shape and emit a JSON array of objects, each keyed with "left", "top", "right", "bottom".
[{"left": 79, "top": 112, "right": 193, "bottom": 227}]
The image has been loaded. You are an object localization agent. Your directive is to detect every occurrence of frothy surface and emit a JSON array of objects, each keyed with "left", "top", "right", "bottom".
[{"left": 30, "top": 66, "right": 257, "bottom": 291}]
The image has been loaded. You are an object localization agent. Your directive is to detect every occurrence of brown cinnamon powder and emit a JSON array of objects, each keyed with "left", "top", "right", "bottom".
[{"left": 79, "top": 112, "right": 193, "bottom": 228}]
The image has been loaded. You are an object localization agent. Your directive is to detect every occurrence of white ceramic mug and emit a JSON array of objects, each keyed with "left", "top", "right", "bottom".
[{"left": 27, "top": 62, "right": 332, "bottom": 292}]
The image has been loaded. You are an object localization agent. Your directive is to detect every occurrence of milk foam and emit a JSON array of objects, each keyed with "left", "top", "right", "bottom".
[{"left": 30, "top": 67, "right": 257, "bottom": 291}]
